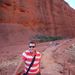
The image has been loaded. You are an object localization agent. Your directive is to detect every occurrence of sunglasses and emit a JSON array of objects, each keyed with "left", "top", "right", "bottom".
[{"left": 29, "top": 46, "right": 35, "bottom": 48}]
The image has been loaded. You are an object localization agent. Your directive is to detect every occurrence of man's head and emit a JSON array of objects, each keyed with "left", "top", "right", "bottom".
[{"left": 29, "top": 41, "right": 36, "bottom": 48}]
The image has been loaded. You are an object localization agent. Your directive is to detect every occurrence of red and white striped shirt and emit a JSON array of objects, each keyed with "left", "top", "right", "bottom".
[{"left": 22, "top": 50, "right": 41, "bottom": 75}]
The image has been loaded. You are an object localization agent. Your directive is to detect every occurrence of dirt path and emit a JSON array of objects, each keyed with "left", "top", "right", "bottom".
[{"left": 0, "top": 39, "right": 75, "bottom": 75}]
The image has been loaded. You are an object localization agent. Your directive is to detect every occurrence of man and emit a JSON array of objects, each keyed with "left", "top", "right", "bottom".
[{"left": 13, "top": 41, "right": 41, "bottom": 75}]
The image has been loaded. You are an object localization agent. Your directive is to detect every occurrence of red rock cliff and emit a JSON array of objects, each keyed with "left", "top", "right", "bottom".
[{"left": 0, "top": 0, "right": 75, "bottom": 37}]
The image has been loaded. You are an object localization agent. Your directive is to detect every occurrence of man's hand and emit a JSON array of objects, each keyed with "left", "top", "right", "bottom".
[{"left": 13, "top": 60, "right": 25, "bottom": 75}]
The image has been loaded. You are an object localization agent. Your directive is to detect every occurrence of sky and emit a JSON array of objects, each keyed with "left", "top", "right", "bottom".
[{"left": 64, "top": 0, "right": 75, "bottom": 9}]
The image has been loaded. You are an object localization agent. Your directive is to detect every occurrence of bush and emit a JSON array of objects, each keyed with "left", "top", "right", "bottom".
[{"left": 33, "top": 34, "right": 64, "bottom": 43}]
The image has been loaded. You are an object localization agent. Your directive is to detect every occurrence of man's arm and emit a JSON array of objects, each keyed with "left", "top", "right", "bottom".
[
  {"left": 13, "top": 60, "right": 25, "bottom": 75},
  {"left": 39, "top": 53, "right": 42, "bottom": 73}
]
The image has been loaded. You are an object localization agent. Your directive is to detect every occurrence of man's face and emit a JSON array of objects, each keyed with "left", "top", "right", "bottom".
[{"left": 29, "top": 43, "right": 36, "bottom": 51}]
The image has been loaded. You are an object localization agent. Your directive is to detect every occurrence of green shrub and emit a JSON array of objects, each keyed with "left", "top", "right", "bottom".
[{"left": 33, "top": 34, "right": 64, "bottom": 42}]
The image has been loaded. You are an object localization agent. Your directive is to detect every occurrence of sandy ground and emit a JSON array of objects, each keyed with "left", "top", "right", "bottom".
[{"left": 0, "top": 39, "right": 75, "bottom": 75}]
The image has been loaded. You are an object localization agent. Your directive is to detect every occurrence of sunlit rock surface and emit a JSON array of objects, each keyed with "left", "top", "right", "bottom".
[{"left": 0, "top": 0, "right": 75, "bottom": 37}]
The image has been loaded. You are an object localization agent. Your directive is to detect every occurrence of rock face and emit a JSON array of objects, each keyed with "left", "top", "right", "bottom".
[
  {"left": 0, "top": 0, "right": 75, "bottom": 37},
  {"left": 0, "top": 23, "right": 35, "bottom": 47}
]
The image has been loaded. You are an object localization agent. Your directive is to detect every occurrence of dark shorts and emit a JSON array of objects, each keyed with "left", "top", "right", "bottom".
[
  {"left": 23, "top": 72, "right": 41, "bottom": 75},
  {"left": 36, "top": 72, "right": 41, "bottom": 75}
]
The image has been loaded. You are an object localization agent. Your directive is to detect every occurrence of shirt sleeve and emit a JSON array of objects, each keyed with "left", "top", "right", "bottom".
[
  {"left": 40, "top": 53, "right": 42, "bottom": 60},
  {"left": 22, "top": 52, "right": 27, "bottom": 61}
]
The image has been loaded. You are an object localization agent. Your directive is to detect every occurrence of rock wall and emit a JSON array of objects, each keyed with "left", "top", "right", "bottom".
[
  {"left": 0, "top": 0, "right": 75, "bottom": 37},
  {"left": 0, "top": 23, "right": 34, "bottom": 47}
]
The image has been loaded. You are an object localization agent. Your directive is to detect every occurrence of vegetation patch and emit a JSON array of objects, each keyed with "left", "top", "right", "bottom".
[{"left": 33, "top": 34, "right": 64, "bottom": 43}]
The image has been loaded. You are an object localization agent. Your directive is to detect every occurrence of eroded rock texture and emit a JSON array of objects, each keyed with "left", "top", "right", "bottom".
[{"left": 0, "top": 0, "right": 75, "bottom": 37}]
